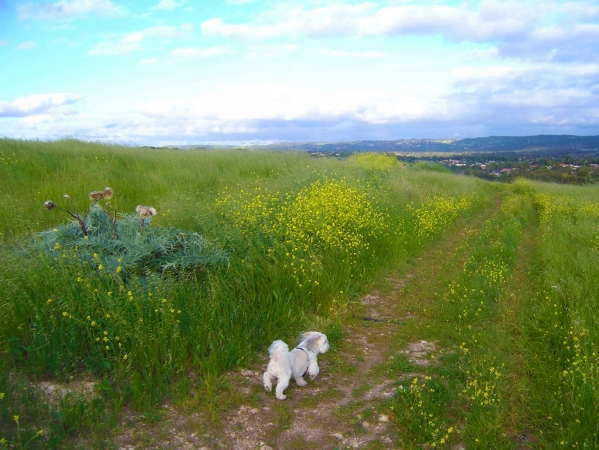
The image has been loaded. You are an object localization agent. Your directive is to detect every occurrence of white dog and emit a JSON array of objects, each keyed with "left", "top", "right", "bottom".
[{"left": 262, "top": 331, "right": 329, "bottom": 400}]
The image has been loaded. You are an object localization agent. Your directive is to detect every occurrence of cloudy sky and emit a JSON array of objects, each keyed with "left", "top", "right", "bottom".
[{"left": 1, "top": 0, "right": 599, "bottom": 145}]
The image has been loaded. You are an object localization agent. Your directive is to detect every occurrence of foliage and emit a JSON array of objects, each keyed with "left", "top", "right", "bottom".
[
  {"left": 386, "top": 376, "right": 455, "bottom": 448},
  {"left": 348, "top": 153, "right": 402, "bottom": 172},
  {"left": 0, "top": 139, "right": 492, "bottom": 446},
  {"left": 518, "top": 182, "right": 599, "bottom": 447},
  {"left": 37, "top": 206, "right": 228, "bottom": 277},
  {"left": 409, "top": 195, "right": 473, "bottom": 239}
]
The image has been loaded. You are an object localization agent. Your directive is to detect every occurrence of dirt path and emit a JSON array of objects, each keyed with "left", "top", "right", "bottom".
[{"left": 115, "top": 203, "right": 500, "bottom": 450}]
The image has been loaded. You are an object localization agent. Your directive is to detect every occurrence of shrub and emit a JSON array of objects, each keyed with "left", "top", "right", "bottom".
[{"left": 38, "top": 190, "right": 228, "bottom": 278}]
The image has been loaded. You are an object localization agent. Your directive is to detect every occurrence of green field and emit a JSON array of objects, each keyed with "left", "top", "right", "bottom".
[{"left": 1, "top": 139, "right": 598, "bottom": 448}]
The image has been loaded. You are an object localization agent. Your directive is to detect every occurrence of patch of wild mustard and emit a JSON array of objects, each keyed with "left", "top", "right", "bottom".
[
  {"left": 462, "top": 357, "right": 503, "bottom": 409},
  {"left": 219, "top": 178, "right": 389, "bottom": 286},
  {"left": 410, "top": 195, "right": 473, "bottom": 239},
  {"left": 387, "top": 376, "right": 455, "bottom": 448},
  {"left": 464, "top": 256, "right": 508, "bottom": 287},
  {"left": 348, "top": 153, "right": 402, "bottom": 172}
]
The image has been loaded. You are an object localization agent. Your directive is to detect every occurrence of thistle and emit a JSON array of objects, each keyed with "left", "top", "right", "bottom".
[
  {"left": 103, "top": 187, "right": 113, "bottom": 199},
  {"left": 44, "top": 186, "right": 117, "bottom": 237},
  {"left": 89, "top": 191, "right": 105, "bottom": 201},
  {"left": 136, "top": 205, "right": 157, "bottom": 226}
]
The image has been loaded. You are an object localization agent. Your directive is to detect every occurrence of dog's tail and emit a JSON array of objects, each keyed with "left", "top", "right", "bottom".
[{"left": 268, "top": 340, "right": 289, "bottom": 357}]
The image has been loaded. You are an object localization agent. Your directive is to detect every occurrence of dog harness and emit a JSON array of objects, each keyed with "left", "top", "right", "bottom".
[{"left": 294, "top": 346, "right": 311, "bottom": 377}]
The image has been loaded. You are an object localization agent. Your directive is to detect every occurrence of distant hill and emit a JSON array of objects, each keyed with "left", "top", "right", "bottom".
[{"left": 250, "top": 135, "right": 599, "bottom": 154}]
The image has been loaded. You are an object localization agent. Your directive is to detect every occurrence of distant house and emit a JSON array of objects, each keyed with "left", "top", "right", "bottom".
[{"left": 501, "top": 168, "right": 513, "bottom": 173}]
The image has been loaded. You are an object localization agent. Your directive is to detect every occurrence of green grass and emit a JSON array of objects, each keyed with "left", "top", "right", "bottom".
[
  {"left": 3, "top": 140, "right": 599, "bottom": 449},
  {"left": 0, "top": 140, "right": 490, "bottom": 447},
  {"left": 379, "top": 179, "right": 599, "bottom": 449}
]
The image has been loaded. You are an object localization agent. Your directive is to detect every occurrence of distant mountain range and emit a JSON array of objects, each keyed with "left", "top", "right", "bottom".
[
  {"left": 254, "top": 135, "right": 599, "bottom": 154},
  {"left": 174, "top": 135, "right": 599, "bottom": 154}
]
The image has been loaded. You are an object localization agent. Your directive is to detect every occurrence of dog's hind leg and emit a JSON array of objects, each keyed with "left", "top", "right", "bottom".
[
  {"left": 275, "top": 375, "right": 290, "bottom": 400},
  {"left": 263, "top": 372, "right": 273, "bottom": 392}
]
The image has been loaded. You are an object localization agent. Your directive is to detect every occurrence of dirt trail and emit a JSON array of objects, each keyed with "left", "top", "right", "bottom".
[{"left": 116, "top": 207, "right": 498, "bottom": 450}]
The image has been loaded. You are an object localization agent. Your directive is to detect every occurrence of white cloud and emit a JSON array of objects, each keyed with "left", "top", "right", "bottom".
[
  {"left": 318, "top": 48, "right": 388, "bottom": 58},
  {"left": 452, "top": 62, "right": 599, "bottom": 86},
  {"left": 202, "top": 1, "right": 599, "bottom": 64},
  {"left": 456, "top": 47, "right": 499, "bottom": 60},
  {"left": 357, "top": 3, "right": 537, "bottom": 41},
  {"left": 452, "top": 65, "right": 516, "bottom": 81},
  {"left": 140, "top": 58, "right": 158, "bottom": 64},
  {"left": 227, "top": 0, "right": 259, "bottom": 4},
  {"left": 445, "top": 60, "right": 599, "bottom": 130},
  {"left": 17, "top": 0, "right": 126, "bottom": 20},
  {"left": 0, "top": 93, "right": 82, "bottom": 117},
  {"left": 17, "top": 40, "right": 37, "bottom": 50},
  {"left": 498, "top": 22, "right": 599, "bottom": 61},
  {"left": 152, "top": 0, "right": 180, "bottom": 10},
  {"left": 245, "top": 44, "right": 388, "bottom": 59},
  {"left": 170, "top": 46, "right": 233, "bottom": 59},
  {"left": 245, "top": 44, "right": 300, "bottom": 59},
  {"left": 4, "top": 73, "right": 598, "bottom": 143},
  {"left": 201, "top": 1, "right": 541, "bottom": 41},
  {"left": 565, "top": 64, "right": 599, "bottom": 76},
  {"left": 89, "top": 24, "right": 193, "bottom": 55},
  {"left": 202, "top": 3, "right": 378, "bottom": 39},
  {"left": 135, "top": 84, "right": 439, "bottom": 126}
]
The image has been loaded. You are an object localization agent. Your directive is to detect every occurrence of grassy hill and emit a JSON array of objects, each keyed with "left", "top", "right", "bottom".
[{"left": 1, "top": 139, "right": 598, "bottom": 448}]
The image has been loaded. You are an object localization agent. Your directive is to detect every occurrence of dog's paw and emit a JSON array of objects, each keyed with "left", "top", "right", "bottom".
[
  {"left": 296, "top": 378, "right": 307, "bottom": 386},
  {"left": 264, "top": 384, "right": 272, "bottom": 392},
  {"left": 276, "top": 393, "right": 287, "bottom": 400}
]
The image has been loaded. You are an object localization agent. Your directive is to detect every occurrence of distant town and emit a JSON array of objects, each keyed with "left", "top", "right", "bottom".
[
  {"left": 306, "top": 149, "right": 599, "bottom": 184},
  {"left": 402, "top": 152, "right": 599, "bottom": 184},
  {"left": 297, "top": 135, "right": 599, "bottom": 185},
  {"left": 171, "top": 135, "right": 599, "bottom": 184}
]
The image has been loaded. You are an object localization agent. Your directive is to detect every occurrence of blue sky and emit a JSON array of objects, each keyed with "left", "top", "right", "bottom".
[{"left": 1, "top": 0, "right": 599, "bottom": 145}]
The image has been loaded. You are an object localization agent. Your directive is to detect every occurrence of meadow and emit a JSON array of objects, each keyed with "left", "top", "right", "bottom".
[{"left": 0, "top": 139, "right": 598, "bottom": 448}]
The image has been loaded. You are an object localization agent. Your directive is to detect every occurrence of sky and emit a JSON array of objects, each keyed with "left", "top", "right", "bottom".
[{"left": 1, "top": 0, "right": 599, "bottom": 145}]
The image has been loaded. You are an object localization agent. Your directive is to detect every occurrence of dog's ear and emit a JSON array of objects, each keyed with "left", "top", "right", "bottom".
[
  {"left": 299, "top": 331, "right": 316, "bottom": 349},
  {"left": 301, "top": 332, "right": 327, "bottom": 352},
  {"left": 316, "top": 334, "right": 329, "bottom": 352},
  {"left": 298, "top": 332, "right": 309, "bottom": 345}
]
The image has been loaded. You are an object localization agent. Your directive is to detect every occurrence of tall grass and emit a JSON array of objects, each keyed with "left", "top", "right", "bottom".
[
  {"left": 0, "top": 140, "right": 492, "bottom": 447},
  {"left": 0, "top": 138, "right": 345, "bottom": 241},
  {"left": 383, "top": 178, "right": 599, "bottom": 449},
  {"left": 517, "top": 180, "right": 599, "bottom": 447},
  {"left": 384, "top": 187, "right": 531, "bottom": 449}
]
